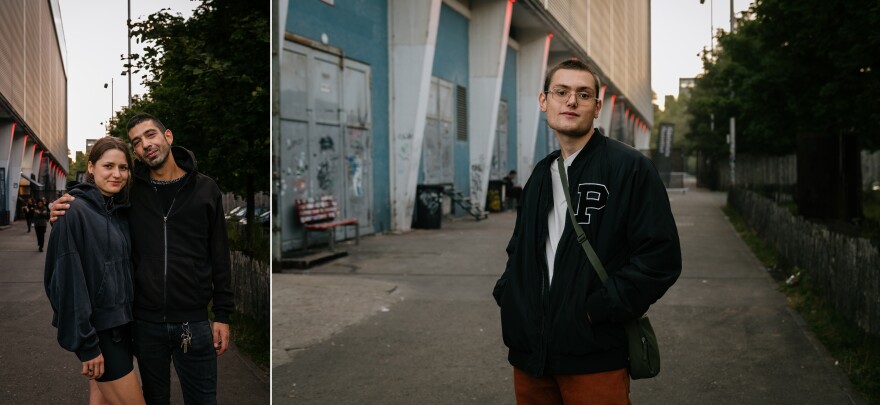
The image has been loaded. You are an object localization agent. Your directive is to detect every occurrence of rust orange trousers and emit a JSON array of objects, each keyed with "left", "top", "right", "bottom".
[{"left": 513, "top": 367, "right": 632, "bottom": 405}]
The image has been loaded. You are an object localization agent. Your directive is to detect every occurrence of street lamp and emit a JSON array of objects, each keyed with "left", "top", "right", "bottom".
[
  {"left": 700, "top": 0, "right": 737, "bottom": 187},
  {"left": 125, "top": 0, "right": 132, "bottom": 108},
  {"left": 103, "top": 78, "right": 115, "bottom": 135},
  {"left": 104, "top": 78, "right": 114, "bottom": 123}
]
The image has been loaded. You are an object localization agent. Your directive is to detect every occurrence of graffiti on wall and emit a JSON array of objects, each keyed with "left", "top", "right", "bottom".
[
  {"left": 470, "top": 155, "right": 486, "bottom": 205},
  {"left": 317, "top": 160, "right": 333, "bottom": 191}
]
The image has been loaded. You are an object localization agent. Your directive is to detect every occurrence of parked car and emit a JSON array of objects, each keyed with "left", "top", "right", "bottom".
[
  {"left": 239, "top": 210, "right": 270, "bottom": 227},
  {"left": 226, "top": 205, "right": 267, "bottom": 222},
  {"left": 225, "top": 204, "right": 247, "bottom": 220}
]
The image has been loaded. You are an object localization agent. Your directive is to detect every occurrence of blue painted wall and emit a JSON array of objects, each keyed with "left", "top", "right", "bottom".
[
  {"left": 287, "top": 0, "right": 391, "bottom": 231},
  {"left": 535, "top": 114, "right": 549, "bottom": 162},
  {"left": 501, "top": 46, "right": 517, "bottom": 175},
  {"left": 433, "top": 4, "right": 470, "bottom": 199}
]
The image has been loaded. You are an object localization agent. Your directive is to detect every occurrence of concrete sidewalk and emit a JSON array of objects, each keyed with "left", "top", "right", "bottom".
[
  {"left": 0, "top": 219, "right": 268, "bottom": 404},
  {"left": 273, "top": 176, "right": 866, "bottom": 404}
]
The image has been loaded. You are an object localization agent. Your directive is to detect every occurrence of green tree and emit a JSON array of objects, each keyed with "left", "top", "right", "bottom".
[
  {"left": 110, "top": 0, "right": 269, "bottom": 229},
  {"left": 687, "top": 0, "right": 879, "bottom": 216},
  {"left": 687, "top": 0, "right": 880, "bottom": 155}
]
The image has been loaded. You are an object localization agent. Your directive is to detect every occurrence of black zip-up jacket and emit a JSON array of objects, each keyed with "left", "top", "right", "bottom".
[
  {"left": 129, "top": 146, "right": 233, "bottom": 324},
  {"left": 493, "top": 131, "right": 682, "bottom": 377},
  {"left": 44, "top": 183, "right": 133, "bottom": 361}
]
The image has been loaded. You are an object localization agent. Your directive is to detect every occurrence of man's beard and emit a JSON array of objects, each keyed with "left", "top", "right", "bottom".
[{"left": 144, "top": 148, "right": 169, "bottom": 168}]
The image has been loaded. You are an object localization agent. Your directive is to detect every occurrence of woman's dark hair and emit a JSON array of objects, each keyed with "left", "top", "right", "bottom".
[{"left": 86, "top": 136, "right": 133, "bottom": 204}]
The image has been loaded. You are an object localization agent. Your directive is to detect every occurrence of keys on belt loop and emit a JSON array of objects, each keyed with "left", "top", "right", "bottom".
[{"left": 180, "top": 322, "right": 192, "bottom": 353}]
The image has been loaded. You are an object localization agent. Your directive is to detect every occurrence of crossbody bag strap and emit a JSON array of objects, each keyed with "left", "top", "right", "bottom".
[{"left": 556, "top": 156, "right": 609, "bottom": 283}]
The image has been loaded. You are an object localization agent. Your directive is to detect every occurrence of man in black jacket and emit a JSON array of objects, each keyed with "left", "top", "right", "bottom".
[
  {"left": 493, "top": 60, "right": 681, "bottom": 404},
  {"left": 52, "top": 113, "right": 233, "bottom": 405}
]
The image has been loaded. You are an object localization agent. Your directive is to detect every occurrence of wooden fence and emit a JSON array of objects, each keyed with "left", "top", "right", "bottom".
[
  {"left": 230, "top": 251, "right": 269, "bottom": 324},
  {"left": 728, "top": 188, "right": 880, "bottom": 337},
  {"left": 705, "top": 151, "right": 880, "bottom": 190},
  {"left": 222, "top": 192, "right": 269, "bottom": 213}
]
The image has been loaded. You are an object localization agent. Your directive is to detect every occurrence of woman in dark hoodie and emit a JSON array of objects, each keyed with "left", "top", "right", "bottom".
[{"left": 44, "top": 137, "right": 145, "bottom": 405}]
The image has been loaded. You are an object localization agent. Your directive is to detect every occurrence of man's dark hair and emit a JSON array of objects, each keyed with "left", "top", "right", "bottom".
[
  {"left": 543, "top": 59, "right": 601, "bottom": 94},
  {"left": 127, "top": 112, "right": 167, "bottom": 134},
  {"left": 508, "top": 170, "right": 517, "bottom": 175}
]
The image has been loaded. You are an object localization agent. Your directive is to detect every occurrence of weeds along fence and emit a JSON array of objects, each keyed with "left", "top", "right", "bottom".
[
  {"left": 230, "top": 251, "right": 269, "bottom": 324},
  {"left": 728, "top": 188, "right": 880, "bottom": 337}
]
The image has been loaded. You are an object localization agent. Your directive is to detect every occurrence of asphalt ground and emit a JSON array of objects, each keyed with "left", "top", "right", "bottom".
[
  {"left": 272, "top": 177, "right": 866, "bottom": 405},
  {"left": 0, "top": 219, "right": 269, "bottom": 404}
]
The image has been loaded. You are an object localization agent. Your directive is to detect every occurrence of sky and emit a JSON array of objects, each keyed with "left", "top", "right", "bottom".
[
  {"left": 57, "top": 0, "right": 199, "bottom": 156},
  {"left": 651, "top": 0, "right": 754, "bottom": 111}
]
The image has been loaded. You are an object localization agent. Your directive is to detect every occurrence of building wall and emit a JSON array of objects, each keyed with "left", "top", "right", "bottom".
[
  {"left": 433, "top": 3, "right": 471, "bottom": 197},
  {"left": 542, "top": 0, "right": 653, "bottom": 126},
  {"left": 280, "top": 0, "right": 652, "bottom": 240},
  {"left": 286, "top": 0, "right": 391, "bottom": 231},
  {"left": 0, "top": 0, "right": 68, "bottom": 167}
]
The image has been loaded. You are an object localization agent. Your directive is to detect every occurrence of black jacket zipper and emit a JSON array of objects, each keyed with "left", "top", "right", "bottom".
[{"left": 153, "top": 173, "right": 193, "bottom": 322}]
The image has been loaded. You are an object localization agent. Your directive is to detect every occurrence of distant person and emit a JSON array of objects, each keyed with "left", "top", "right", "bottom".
[
  {"left": 52, "top": 113, "right": 233, "bottom": 405},
  {"left": 24, "top": 198, "right": 35, "bottom": 232},
  {"left": 32, "top": 199, "right": 49, "bottom": 252},
  {"left": 502, "top": 170, "right": 522, "bottom": 210},
  {"left": 493, "top": 59, "right": 682, "bottom": 404},
  {"left": 44, "top": 136, "right": 146, "bottom": 405}
]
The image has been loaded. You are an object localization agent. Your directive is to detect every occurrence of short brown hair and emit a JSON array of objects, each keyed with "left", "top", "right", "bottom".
[{"left": 543, "top": 59, "right": 601, "bottom": 94}]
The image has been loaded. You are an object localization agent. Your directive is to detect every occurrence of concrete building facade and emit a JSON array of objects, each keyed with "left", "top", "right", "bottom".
[
  {"left": 0, "top": 0, "right": 68, "bottom": 224},
  {"left": 278, "top": 0, "right": 652, "bottom": 252}
]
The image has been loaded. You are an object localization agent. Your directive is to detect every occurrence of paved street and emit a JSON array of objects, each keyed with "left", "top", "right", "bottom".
[
  {"left": 0, "top": 219, "right": 268, "bottom": 404},
  {"left": 273, "top": 177, "right": 867, "bottom": 404}
]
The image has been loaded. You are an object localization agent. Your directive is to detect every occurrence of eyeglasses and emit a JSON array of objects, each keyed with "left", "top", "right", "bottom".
[{"left": 544, "top": 89, "right": 599, "bottom": 104}]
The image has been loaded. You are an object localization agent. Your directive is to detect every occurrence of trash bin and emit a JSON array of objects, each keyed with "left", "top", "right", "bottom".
[
  {"left": 486, "top": 180, "right": 505, "bottom": 212},
  {"left": 413, "top": 184, "right": 444, "bottom": 229},
  {"left": 0, "top": 211, "right": 8, "bottom": 226}
]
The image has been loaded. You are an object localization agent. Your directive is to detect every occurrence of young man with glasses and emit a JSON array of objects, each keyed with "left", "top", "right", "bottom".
[{"left": 493, "top": 59, "right": 681, "bottom": 404}]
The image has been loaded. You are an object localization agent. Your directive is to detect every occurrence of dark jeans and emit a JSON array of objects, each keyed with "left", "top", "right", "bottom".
[
  {"left": 133, "top": 319, "right": 217, "bottom": 405},
  {"left": 34, "top": 226, "right": 46, "bottom": 249}
]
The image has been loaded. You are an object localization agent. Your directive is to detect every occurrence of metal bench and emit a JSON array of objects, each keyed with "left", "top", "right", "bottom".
[{"left": 295, "top": 196, "right": 359, "bottom": 252}]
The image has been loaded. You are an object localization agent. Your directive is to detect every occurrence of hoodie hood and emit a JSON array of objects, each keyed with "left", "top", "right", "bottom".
[
  {"left": 133, "top": 146, "right": 198, "bottom": 182},
  {"left": 69, "top": 182, "right": 130, "bottom": 214}
]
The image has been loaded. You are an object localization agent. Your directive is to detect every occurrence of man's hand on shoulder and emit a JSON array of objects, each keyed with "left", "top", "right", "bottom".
[
  {"left": 212, "top": 322, "right": 230, "bottom": 357},
  {"left": 49, "top": 194, "right": 75, "bottom": 223}
]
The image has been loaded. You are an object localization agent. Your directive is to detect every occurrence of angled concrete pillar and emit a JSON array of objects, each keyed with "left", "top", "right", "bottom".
[
  {"left": 593, "top": 86, "right": 614, "bottom": 135},
  {"left": 598, "top": 92, "right": 616, "bottom": 136},
  {"left": 0, "top": 121, "right": 14, "bottom": 214},
  {"left": 634, "top": 121, "right": 650, "bottom": 150},
  {"left": 32, "top": 149, "right": 43, "bottom": 184},
  {"left": 8, "top": 134, "right": 27, "bottom": 218},
  {"left": 468, "top": 0, "right": 513, "bottom": 212},
  {"left": 515, "top": 33, "right": 551, "bottom": 182},
  {"left": 389, "top": 0, "right": 442, "bottom": 231},
  {"left": 21, "top": 142, "right": 35, "bottom": 183},
  {"left": 0, "top": 123, "right": 13, "bottom": 175}
]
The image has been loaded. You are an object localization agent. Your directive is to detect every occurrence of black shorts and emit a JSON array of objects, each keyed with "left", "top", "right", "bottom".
[{"left": 95, "top": 323, "right": 134, "bottom": 382}]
